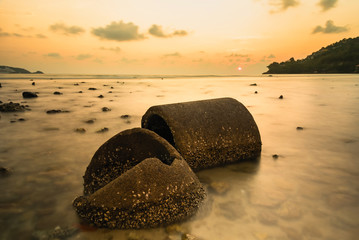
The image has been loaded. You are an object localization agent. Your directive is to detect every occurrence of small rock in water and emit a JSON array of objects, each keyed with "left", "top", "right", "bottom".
[
  {"left": 74, "top": 83, "right": 79, "bottom": 86},
  {"left": 46, "top": 110, "right": 69, "bottom": 114},
  {"left": 85, "top": 119, "right": 96, "bottom": 124},
  {"left": 0, "top": 102, "right": 28, "bottom": 112},
  {"left": 296, "top": 126, "right": 304, "bottom": 130},
  {"left": 53, "top": 91, "right": 63, "bottom": 95},
  {"left": 22, "top": 92, "right": 38, "bottom": 98},
  {"left": 250, "top": 83, "right": 257, "bottom": 86},
  {"left": 254, "top": 91, "right": 258, "bottom": 94},
  {"left": 272, "top": 154, "right": 279, "bottom": 159},
  {"left": 279, "top": 95, "right": 283, "bottom": 99},
  {"left": 32, "top": 225, "right": 79, "bottom": 240},
  {"left": 120, "top": 114, "right": 130, "bottom": 119},
  {"left": 32, "top": 82, "right": 35, "bottom": 86},
  {"left": 78, "top": 91, "right": 83, "bottom": 93},
  {"left": 75, "top": 128, "right": 86, "bottom": 133},
  {"left": 98, "top": 95, "right": 104, "bottom": 98},
  {"left": 0, "top": 83, "right": 2, "bottom": 88},
  {"left": 208, "top": 181, "right": 230, "bottom": 195},
  {"left": 102, "top": 107, "right": 111, "bottom": 112},
  {"left": 88, "top": 88, "right": 97, "bottom": 90},
  {"left": 96, "top": 127, "right": 109, "bottom": 133},
  {"left": 182, "top": 233, "right": 202, "bottom": 240},
  {"left": 18, "top": 118, "right": 26, "bottom": 121},
  {"left": 0, "top": 166, "right": 11, "bottom": 177}
]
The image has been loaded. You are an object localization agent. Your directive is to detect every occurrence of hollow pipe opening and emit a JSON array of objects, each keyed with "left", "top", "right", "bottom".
[{"left": 144, "top": 114, "right": 175, "bottom": 147}]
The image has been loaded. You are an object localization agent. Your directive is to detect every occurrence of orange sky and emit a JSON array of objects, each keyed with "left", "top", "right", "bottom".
[{"left": 0, "top": 0, "right": 358, "bottom": 74}]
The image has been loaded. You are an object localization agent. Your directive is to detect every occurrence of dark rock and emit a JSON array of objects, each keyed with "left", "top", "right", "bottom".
[
  {"left": 53, "top": 91, "right": 62, "bottom": 95},
  {"left": 46, "top": 110, "right": 69, "bottom": 114},
  {"left": 32, "top": 82, "right": 35, "bottom": 86},
  {"left": 78, "top": 91, "right": 83, "bottom": 93},
  {"left": 250, "top": 83, "right": 257, "bottom": 86},
  {"left": 22, "top": 92, "right": 38, "bottom": 98},
  {"left": 18, "top": 118, "right": 26, "bottom": 121},
  {"left": 108, "top": 91, "right": 112, "bottom": 93},
  {"left": 74, "top": 83, "right": 79, "bottom": 86},
  {"left": 102, "top": 107, "right": 111, "bottom": 112},
  {"left": 0, "top": 83, "right": 2, "bottom": 88},
  {"left": 85, "top": 119, "right": 96, "bottom": 124},
  {"left": 272, "top": 154, "right": 279, "bottom": 159},
  {"left": 279, "top": 95, "right": 283, "bottom": 99},
  {"left": 142, "top": 98, "right": 262, "bottom": 171},
  {"left": 254, "top": 91, "right": 258, "bottom": 94},
  {"left": 33, "top": 71, "right": 44, "bottom": 74},
  {"left": 10, "top": 120, "right": 16, "bottom": 123},
  {"left": 296, "top": 126, "right": 304, "bottom": 130},
  {"left": 98, "top": 95, "right": 104, "bottom": 98},
  {"left": 120, "top": 114, "right": 130, "bottom": 119},
  {"left": 0, "top": 166, "right": 11, "bottom": 176},
  {"left": 0, "top": 102, "right": 28, "bottom": 112},
  {"left": 96, "top": 127, "right": 109, "bottom": 133},
  {"left": 75, "top": 128, "right": 86, "bottom": 133},
  {"left": 88, "top": 88, "right": 97, "bottom": 90}
]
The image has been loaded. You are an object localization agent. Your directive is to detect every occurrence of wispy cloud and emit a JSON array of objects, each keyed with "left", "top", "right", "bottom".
[
  {"left": 100, "top": 47, "right": 121, "bottom": 53},
  {"left": 36, "top": 34, "right": 47, "bottom": 39},
  {"left": 76, "top": 54, "right": 92, "bottom": 60},
  {"left": 44, "top": 53, "right": 62, "bottom": 58},
  {"left": 318, "top": 0, "right": 338, "bottom": 11},
  {"left": 148, "top": 24, "right": 188, "bottom": 38},
  {"left": 49, "top": 23, "right": 85, "bottom": 36},
  {"left": 269, "top": 0, "right": 300, "bottom": 12},
  {"left": 312, "top": 20, "right": 348, "bottom": 34},
  {"left": 163, "top": 52, "right": 182, "bottom": 58},
  {"left": 92, "top": 21, "right": 145, "bottom": 41},
  {"left": 0, "top": 28, "right": 47, "bottom": 38}
]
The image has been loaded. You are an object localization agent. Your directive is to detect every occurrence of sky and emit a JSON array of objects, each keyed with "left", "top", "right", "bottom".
[{"left": 0, "top": 0, "right": 358, "bottom": 75}]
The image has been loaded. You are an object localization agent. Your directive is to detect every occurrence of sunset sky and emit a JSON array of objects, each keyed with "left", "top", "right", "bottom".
[{"left": 1, "top": 0, "right": 358, "bottom": 75}]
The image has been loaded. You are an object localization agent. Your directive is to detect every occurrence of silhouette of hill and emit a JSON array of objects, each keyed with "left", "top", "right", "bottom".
[{"left": 264, "top": 37, "right": 359, "bottom": 74}]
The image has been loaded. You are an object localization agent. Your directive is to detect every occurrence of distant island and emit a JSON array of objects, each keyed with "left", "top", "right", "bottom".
[
  {"left": 0, "top": 65, "right": 44, "bottom": 74},
  {"left": 263, "top": 37, "right": 359, "bottom": 74}
]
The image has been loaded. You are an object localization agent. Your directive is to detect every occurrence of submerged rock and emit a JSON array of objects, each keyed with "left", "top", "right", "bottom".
[
  {"left": 22, "top": 92, "right": 38, "bottom": 98},
  {"left": 102, "top": 107, "right": 111, "bottom": 112},
  {"left": 0, "top": 102, "right": 28, "bottom": 112},
  {"left": 46, "top": 110, "right": 69, "bottom": 114},
  {"left": 0, "top": 166, "right": 11, "bottom": 177},
  {"left": 32, "top": 225, "right": 79, "bottom": 240}
]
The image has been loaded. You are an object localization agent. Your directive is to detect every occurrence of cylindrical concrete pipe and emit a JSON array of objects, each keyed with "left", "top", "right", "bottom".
[{"left": 141, "top": 97, "right": 261, "bottom": 171}]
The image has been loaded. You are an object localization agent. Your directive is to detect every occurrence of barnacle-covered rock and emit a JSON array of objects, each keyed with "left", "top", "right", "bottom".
[
  {"left": 73, "top": 158, "right": 205, "bottom": 229},
  {"left": 83, "top": 128, "right": 183, "bottom": 195},
  {"left": 141, "top": 97, "right": 262, "bottom": 171}
]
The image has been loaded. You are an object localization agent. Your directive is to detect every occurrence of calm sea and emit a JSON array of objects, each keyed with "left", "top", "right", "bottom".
[{"left": 0, "top": 74, "right": 358, "bottom": 239}]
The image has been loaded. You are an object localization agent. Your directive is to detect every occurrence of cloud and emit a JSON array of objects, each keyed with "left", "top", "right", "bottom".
[
  {"left": 318, "top": 0, "right": 338, "bottom": 11},
  {"left": 92, "top": 21, "right": 145, "bottom": 41},
  {"left": 163, "top": 52, "right": 182, "bottom": 58},
  {"left": 269, "top": 0, "right": 300, "bottom": 12},
  {"left": 226, "top": 53, "right": 249, "bottom": 58},
  {"left": 44, "top": 53, "right": 62, "bottom": 58},
  {"left": 261, "top": 54, "right": 276, "bottom": 62},
  {"left": 312, "top": 20, "right": 348, "bottom": 34},
  {"left": 172, "top": 30, "right": 188, "bottom": 37},
  {"left": 148, "top": 24, "right": 188, "bottom": 38},
  {"left": 49, "top": 23, "right": 85, "bottom": 35},
  {"left": 100, "top": 47, "right": 121, "bottom": 53},
  {"left": 36, "top": 34, "right": 47, "bottom": 39},
  {"left": 76, "top": 54, "right": 92, "bottom": 60},
  {"left": 148, "top": 24, "right": 166, "bottom": 38}
]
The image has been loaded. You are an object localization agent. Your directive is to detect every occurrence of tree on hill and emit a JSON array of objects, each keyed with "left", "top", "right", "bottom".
[{"left": 264, "top": 37, "right": 359, "bottom": 74}]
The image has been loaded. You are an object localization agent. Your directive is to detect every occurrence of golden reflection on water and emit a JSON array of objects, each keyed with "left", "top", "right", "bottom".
[{"left": 0, "top": 74, "right": 358, "bottom": 239}]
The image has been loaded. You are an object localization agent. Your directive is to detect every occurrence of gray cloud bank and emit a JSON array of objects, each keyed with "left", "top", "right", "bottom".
[
  {"left": 92, "top": 21, "right": 145, "bottom": 41},
  {"left": 318, "top": 0, "right": 338, "bottom": 11},
  {"left": 49, "top": 23, "right": 85, "bottom": 35},
  {"left": 312, "top": 20, "right": 348, "bottom": 34},
  {"left": 148, "top": 24, "right": 188, "bottom": 38}
]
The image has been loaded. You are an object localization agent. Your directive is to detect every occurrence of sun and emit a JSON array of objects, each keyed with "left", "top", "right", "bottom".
[{"left": 237, "top": 66, "right": 242, "bottom": 71}]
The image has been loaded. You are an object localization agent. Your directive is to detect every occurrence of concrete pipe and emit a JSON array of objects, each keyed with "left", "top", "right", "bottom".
[{"left": 141, "top": 97, "right": 261, "bottom": 171}]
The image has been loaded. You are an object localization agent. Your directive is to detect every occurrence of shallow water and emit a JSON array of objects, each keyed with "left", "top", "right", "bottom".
[{"left": 0, "top": 74, "right": 358, "bottom": 240}]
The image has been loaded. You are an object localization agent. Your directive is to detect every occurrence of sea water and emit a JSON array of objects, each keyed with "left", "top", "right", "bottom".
[{"left": 0, "top": 74, "right": 358, "bottom": 239}]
